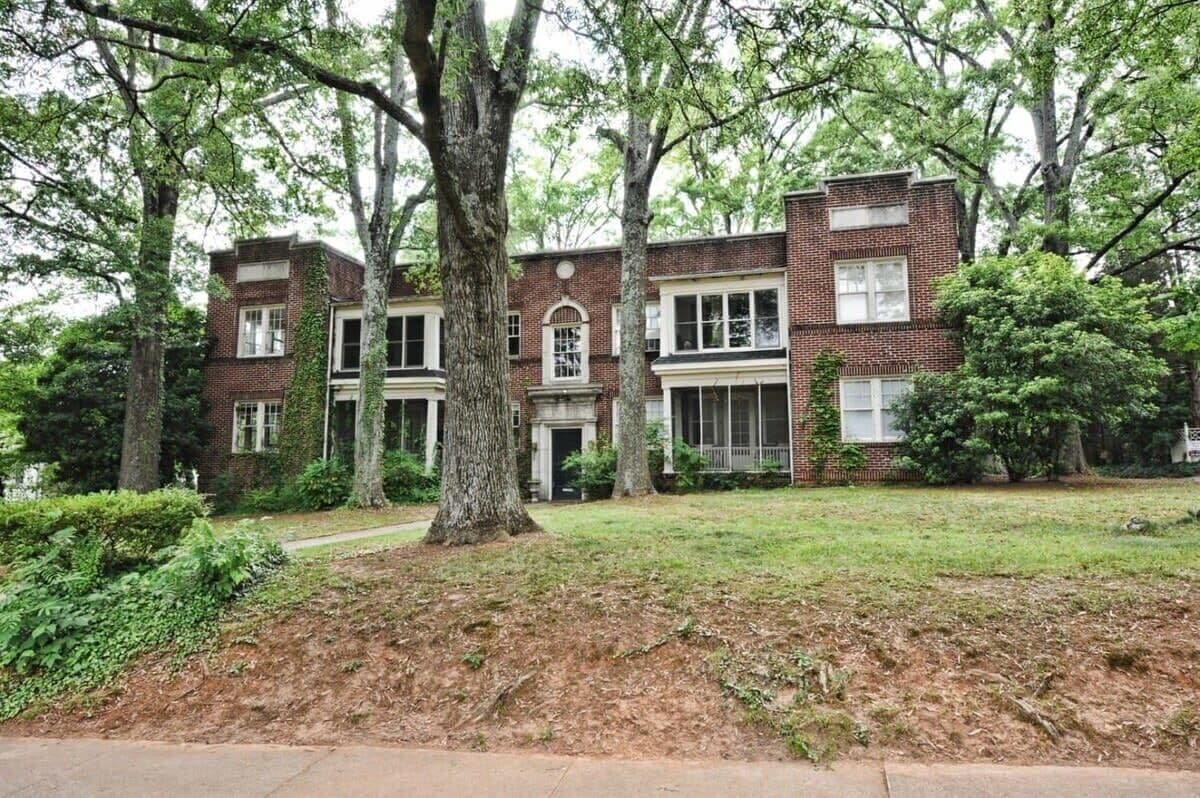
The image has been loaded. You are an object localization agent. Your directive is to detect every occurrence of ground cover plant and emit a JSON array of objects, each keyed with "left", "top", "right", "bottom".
[
  {"left": 0, "top": 518, "right": 284, "bottom": 719},
  {"left": 5, "top": 479, "right": 1200, "bottom": 766}
]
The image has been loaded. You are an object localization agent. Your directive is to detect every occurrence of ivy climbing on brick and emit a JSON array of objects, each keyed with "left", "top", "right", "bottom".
[{"left": 278, "top": 251, "right": 329, "bottom": 478}]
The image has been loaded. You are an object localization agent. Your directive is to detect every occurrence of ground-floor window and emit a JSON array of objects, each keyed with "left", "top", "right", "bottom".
[
  {"left": 385, "top": 398, "right": 428, "bottom": 456},
  {"left": 331, "top": 398, "right": 443, "bottom": 466},
  {"left": 670, "top": 384, "right": 789, "bottom": 470},
  {"left": 232, "top": 400, "right": 282, "bottom": 453},
  {"left": 840, "top": 377, "right": 911, "bottom": 442}
]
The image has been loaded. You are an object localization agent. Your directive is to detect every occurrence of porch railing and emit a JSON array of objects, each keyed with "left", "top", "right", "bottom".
[
  {"left": 1185, "top": 424, "right": 1200, "bottom": 463},
  {"left": 694, "top": 444, "right": 790, "bottom": 472}
]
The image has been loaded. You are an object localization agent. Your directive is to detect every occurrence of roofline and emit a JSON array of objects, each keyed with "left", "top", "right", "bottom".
[
  {"left": 208, "top": 233, "right": 365, "bottom": 268},
  {"left": 512, "top": 229, "right": 785, "bottom": 262},
  {"left": 781, "top": 169, "right": 956, "bottom": 200}
]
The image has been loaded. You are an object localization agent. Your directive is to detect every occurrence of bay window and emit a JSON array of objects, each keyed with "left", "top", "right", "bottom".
[
  {"left": 673, "top": 288, "right": 781, "bottom": 353},
  {"left": 840, "top": 377, "right": 911, "bottom": 442},
  {"left": 387, "top": 315, "right": 425, "bottom": 368},
  {"left": 835, "top": 258, "right": 909, "bottom": 324}
]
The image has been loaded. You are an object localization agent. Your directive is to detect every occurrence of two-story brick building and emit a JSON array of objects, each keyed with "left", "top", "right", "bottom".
[{"left": 200, "top": 169, "right": 962, "bottom": 499}]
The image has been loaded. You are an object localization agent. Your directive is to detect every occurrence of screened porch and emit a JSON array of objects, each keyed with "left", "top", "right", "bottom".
[{"left": 669, "top": 384, "right": 790, "bottom": 471}]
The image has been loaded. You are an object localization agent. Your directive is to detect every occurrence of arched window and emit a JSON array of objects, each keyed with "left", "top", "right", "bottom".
[{"left": 542, "top": 299, "right": 590, "bottom": 383}]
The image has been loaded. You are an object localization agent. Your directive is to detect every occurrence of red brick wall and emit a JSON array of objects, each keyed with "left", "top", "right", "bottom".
[
  {"left": 784, "top": 175, "right": 962, "bottom": 481},
  {"left": 505, "top": 232, "right": 788, "bottom": 441},
  {"left": 199, "top": 236, "right": 362, "bottom": 490},
  {"left": 201, "top": 172, "right": 961, "bottom": 488}
]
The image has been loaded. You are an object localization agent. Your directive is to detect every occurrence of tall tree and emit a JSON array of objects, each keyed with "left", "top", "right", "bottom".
[
  {"left": 68, "top": 0, "right": 544, "bottom": 543},
  {"left": 324, "top": 0, "right": 432, "bottom": 507},
  {"left": 839, "top": 0, "right": 1198, "bottom": 266},
  {"left": 545, "top": 0, "right": 851, "bottom": 497},
  {"left": 1, "top": 4, "right": 299, "bottom": 491}
]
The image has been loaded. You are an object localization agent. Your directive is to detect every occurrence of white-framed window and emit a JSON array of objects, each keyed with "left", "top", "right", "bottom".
[
  {"left": 339, "top": 317, "right": 361, "bottom": 370},
  {"left": 507, "top": 312, "right": 521, "bottom": 358},
  {"left": 239, "top": 305, "right": 285, "bottom": 357},
  {"left": 612, "top": 396, "right": 665, "bottom": 439},
  {"left": 386, "top": 315, "right": 425, "bottom": 369},
  {"left": 611, "top": 302, "right": 662, "bottom": 355},
  {"left": 673, "top": 289, "right": 780, "bottom": 353},
  {"left": 236, "top": 260, "right": 290, "bottom": 283},
  {"left": 835, "top": 258, "right": 909, "bottom": 324},
  {"left": 829, "top": 203, "right": 908, "bottom": 231},
  {"left": 840, "top": 377, "right": 911, "bottom": 442},
  {"left": 552, "top": 324, "right": 583, "bottom": 379},
  {"left": 511, "top": 402, "right": 521, "bottom": 445},
  {"left": 232, "top": 400, "right": 283, "bottom": 452}
]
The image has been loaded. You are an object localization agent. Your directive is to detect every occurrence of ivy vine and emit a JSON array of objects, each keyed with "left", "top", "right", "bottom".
[
  {"left": 807, "top": 348, "right": 866, "bottom": 482},
  {"left": 278, "top": 251, "right": 330, "bottom": 478}
]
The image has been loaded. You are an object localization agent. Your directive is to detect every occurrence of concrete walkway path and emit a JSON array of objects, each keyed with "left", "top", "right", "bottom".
[
  {"left": 3, "top": 737, "right": 1199, "bottom": 797},
  {"left": 281, "top": 519, "right": 429, "bottom": 552}
]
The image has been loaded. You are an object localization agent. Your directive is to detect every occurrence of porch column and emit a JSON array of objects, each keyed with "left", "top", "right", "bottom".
[
  {"left": 662, "top": 386, "right": 673, "bottom": 473},
  {"left": 424, "top": 399, "right": 438, "bottom": 471}
]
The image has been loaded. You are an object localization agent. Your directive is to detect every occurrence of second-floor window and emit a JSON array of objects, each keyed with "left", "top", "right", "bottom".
[
  {"left": 239, "top": 306, "right": 285, "bottom": 357},
  {"left": 340, "top": 318, "right": 361, "bottom": 370},
  {"left": 612, "top": 303, "right": 661, "bottom": 354},
  {"left": 553, "top": 324, "right": 583, "bottom": 379},
  {"left": 507, "top": 312, "right": 521, "bottom": 358},
  {"left": 387, "top": 315, "right": 425, "bottom": 368},
  {"left": 835, "top": 258, "right": 909, "bottom": 324},
  {"left": 674, "top": 289, "right": 779, "bottom": 353}
]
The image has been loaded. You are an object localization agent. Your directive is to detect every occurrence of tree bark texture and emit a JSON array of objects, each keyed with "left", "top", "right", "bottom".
[
  {"left": 118, "top": 179, "right": 177, "bottom": 492},
  {"left": 352, "top": 245, "right": 392, "bottom": 507},
  {"left": 418, "top": 0, "right": 540, "bottom": 544},
  {"left": 613, "top": 115, "right": 657, "bottom": 498}
]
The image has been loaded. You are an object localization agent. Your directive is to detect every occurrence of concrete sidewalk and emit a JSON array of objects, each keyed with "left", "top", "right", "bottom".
[
  {"left": 281, "top": 520, "right": 429, "bottom": 552},
  {"left": 3, "top": 738, "right": 1199, "bottom": 797}
]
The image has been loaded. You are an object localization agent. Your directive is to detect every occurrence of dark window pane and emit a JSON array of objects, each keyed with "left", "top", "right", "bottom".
[
  {"left": 438, "top": 318, "right": 445, "bottom": 368},
  {"left": 384, "top": 400, "right": 404, "bottom": 450},
  {"left": 674, "top": 295, "right": 697, "bottom": 351},
  {"left": 342, "top": 319, "right": 361, "bottom": 370},
  {"left": 332, "top": 400, "right": 357, "bottom": 463},
  {"left": 404, "top": 399, "right": 427, "bottom": 455}
]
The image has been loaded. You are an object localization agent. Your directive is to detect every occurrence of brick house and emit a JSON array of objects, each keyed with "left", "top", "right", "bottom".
[{"left": 199, "top": 169, "right": 961, "bottom": 498}]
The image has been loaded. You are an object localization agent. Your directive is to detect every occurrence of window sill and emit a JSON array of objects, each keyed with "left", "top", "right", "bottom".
[
  {"left": 841, "top": 439, "right": 902, "bottom": 446},
  {"left": 236, "top": 353, "right": 286, "bottom": 361}
]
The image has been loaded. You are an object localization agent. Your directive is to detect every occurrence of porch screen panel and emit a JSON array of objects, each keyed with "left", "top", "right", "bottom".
[
  {"left": 331, "top": 400, "right": 357, "bottom": 462},
  {"left": 730, "top": 386, "right": 758, "bottom": 447},
  {"left": 404, "top": 398, "right": 428, "bottom": 454},
  {"left": 701, "top": 386, "right": 728, "bottom": 446},
  {"left": 672, "top": 388, "right": 701, "bottom": 446},
  {"left": 760, "top": 385, "right": 789, "bottom": 446}
]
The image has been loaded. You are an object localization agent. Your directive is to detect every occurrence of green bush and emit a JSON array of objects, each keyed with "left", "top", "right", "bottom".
[
  {"left": 0, "top": 489, "right": 207, "bottom": 568},
  {"left": 891, "top": 372, "right": 991, "bottom": 485},
  {"left": 1093, "top": 462, "right": 1200, "bottom": 479},
  {"left": 0, "top": 519, "right": 283, "bottom": 715},
  {"left": 671, "top": 439, "right": 709, "bottom": 491},
  {"left": 563, "top": 438, "right": 617, "bottom": 500},
  {"left": 292, "top": 458, "right": 351, "bottom": 510},
  {"left": 382, "top": 450, "right": 439, "bottom": 504}
]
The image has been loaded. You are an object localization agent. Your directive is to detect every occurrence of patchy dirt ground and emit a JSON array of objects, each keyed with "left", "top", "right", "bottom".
[{"left": 7, "top": 535, "right": 1200, "bottom": 767}]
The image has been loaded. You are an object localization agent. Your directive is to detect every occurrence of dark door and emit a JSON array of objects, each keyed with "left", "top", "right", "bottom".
[{"left": 551, "top": 428, "right": 583, "bottom": 501}]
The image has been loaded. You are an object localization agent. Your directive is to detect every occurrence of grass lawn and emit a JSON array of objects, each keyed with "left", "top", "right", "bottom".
[
  {"left": 211, "top": 503, "right": 436, "bottom": 542},
  {"left": 8, "top": 479, "right": 1200, "bottom": 766}
]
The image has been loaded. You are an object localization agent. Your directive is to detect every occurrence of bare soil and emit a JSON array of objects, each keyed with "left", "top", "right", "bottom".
[{"left": 6, "top": 536, "right": 1200, "bottom": 767}]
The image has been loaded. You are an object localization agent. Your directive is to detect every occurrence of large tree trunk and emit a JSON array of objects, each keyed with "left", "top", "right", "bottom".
[
  {"left": 1189, "top": 360, "right": 1200, "bottom": 425},
  {"left": 352, "top": 243, "right": 391, "bottom": 507},
  {"left": 613, "top": 116, "right": 656, "bottom": 498},
  {"left": 118, "top": 179, "right": 177, "bottom": 492},
  {"left": 424, "top": 198, "right": 536, "bottom": 544}
]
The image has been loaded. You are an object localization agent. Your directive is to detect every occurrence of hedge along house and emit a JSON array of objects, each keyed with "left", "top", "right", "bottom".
[{"left": 199, "top": 169, "right": 962, "bottom": 498}]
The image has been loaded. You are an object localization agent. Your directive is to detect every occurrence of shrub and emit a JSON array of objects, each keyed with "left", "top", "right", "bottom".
[
  {"left": 1093, "top": 462, "right": 1200, "bottom": 479},
  {"left": 891, "top": 372, "right": 991, "bottom": 485},
  {"left": 382, "top": 450, "right": 439, "bottom": 504},
  {"left": 0, "top": 519, "right": 283, "bottom": 715},
  {"left": 671, "top": 439, "right": 709, "bottom": 491},
  {"left": 563, "top": 438, "right": 617, "bottom": 500},
  {"left": 292, "top": 458, "right": 351, "bottom": 510},
  {"left": 0, "top": 489, "right": 207, "bottom": 568}
]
